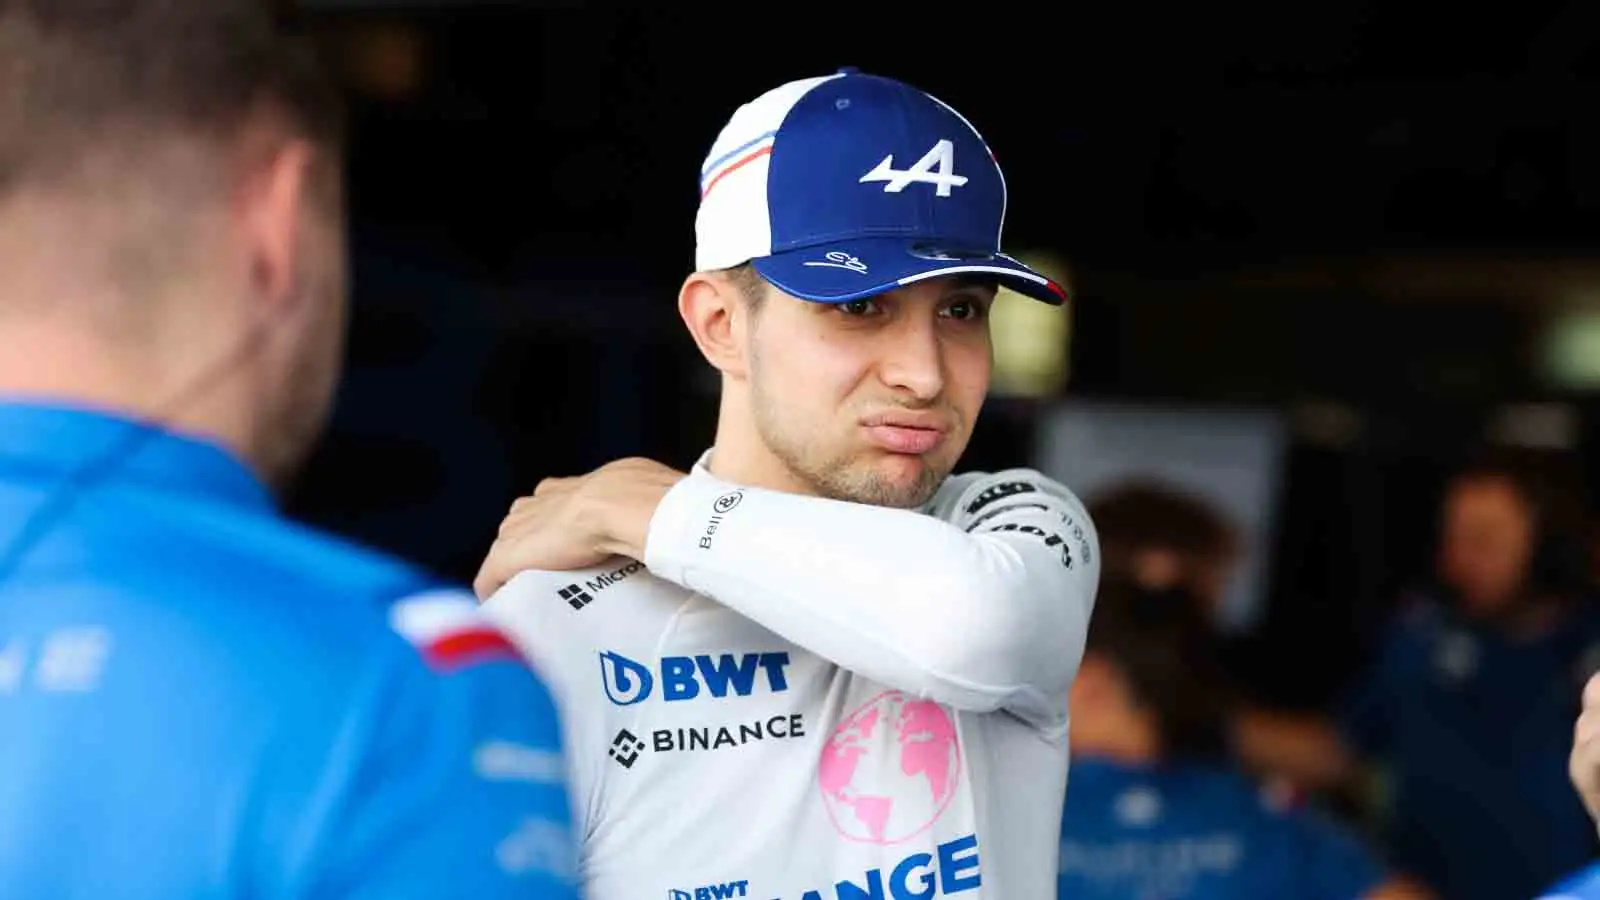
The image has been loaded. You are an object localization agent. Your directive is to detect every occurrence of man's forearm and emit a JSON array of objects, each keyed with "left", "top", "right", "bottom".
[
  {"left": 592, "top": 472, "right": 674, "bottom": 563},
  {"left": 639, "top": 470, "right": 1097, "bottom": 721}
]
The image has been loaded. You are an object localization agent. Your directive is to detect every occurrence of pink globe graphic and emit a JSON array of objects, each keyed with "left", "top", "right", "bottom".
[{"left": 818, "top": 691, "right": 962, "bottom": 845}]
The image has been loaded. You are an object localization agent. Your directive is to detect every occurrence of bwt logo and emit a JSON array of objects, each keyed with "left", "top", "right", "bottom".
[
  {"left": 599, "top": 650, "right": 792, "bottom": 706},
  {"left": 668, "top": 882, "right": 749, "bottom": 900}
]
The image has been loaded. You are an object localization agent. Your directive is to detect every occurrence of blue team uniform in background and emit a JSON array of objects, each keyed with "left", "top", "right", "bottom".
[
  {"left": 0, "top": 401, "right": 578, "bottom": 899},
  {"left": 1340, "top": 597, "right": 1600, "bottom": 900},
  {"left": 1543, "top": 862, "right": 1600, "bottom": 899},
  {"left": 1058, "top": 757, "right": 1385, "bottom": 900}
]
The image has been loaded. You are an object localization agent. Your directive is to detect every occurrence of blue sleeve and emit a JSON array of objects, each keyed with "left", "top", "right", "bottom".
[
  {"left": 1540, "top": 862, "right": 1600, "bottom": 899},
  {"left": 1285, "top": 806, "right": 1387, "bottom": 900},
  {"left": 291, "top": 624, "right": 580, "bottom": 899}
]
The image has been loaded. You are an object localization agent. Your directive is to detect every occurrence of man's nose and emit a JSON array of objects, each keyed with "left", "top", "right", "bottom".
[{"left": 878, "top": 315, "right": 945, "bottom": 401}]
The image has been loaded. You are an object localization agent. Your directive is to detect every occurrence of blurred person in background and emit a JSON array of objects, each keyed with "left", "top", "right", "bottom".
[
  {"left": 0, "top": 2, "right": 576, "bottom": 897},
  {"left": 1088, "top": 481, "right": 1318, "bottom": 794},
  {"left": 1089, "top": 479, "right": 1242, "bottom": 613},
  {"left": 1232, "top": 449, "right": 1600, "bottom": 900},
  {"left": 1059, "top": 577, "right": 1430, "bottom": 900},
  {"left": 473, "top": 69, "right": 1101, "bottom": 899}
]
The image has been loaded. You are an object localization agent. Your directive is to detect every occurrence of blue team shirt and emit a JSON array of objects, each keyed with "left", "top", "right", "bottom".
[
  {"left": 1544, "top": 862, "right": 1600, "bottom": 899},
  {"left": 1341, "top": 597, "right": 1600, "bottom": 900},
  {"left": 0, "top": 401, "right": 578, "bottom": 899},
  {"left": 1058, "top": 756, "right": 1385, "bottom": 900}
]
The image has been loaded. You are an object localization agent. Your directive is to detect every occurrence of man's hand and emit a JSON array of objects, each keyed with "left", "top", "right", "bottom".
[
  {"left": 473, "top": 457, "right": 686, "bottom": 600},
  {"left": 1571, "top": 672, "right": 1600, "bottom": 823}
]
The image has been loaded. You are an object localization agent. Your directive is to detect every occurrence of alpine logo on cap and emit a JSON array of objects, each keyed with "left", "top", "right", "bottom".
[{"left": 859, "top": 138, "right": 968, "bottom": 196}]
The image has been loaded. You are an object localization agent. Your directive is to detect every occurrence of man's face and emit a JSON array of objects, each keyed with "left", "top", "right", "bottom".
[
  {"left": 1438, "top": 475, "right": 1536, "bottom": 616},
  {"left": 744, "top": 275, "right": 995, "bottom": 508}
]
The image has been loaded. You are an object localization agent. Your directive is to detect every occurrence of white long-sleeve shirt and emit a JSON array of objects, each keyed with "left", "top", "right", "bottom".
[{"left": 483, "top": 453, "right": 1100, "bottom": 900}]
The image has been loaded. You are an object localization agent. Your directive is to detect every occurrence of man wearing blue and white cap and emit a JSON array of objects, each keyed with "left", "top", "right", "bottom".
[
  {"left": 691, "top": 66, "right": 1067, "bottom": 308},
  {"left": 476, "top": 69, "right": 1100, "bottom": 899}
]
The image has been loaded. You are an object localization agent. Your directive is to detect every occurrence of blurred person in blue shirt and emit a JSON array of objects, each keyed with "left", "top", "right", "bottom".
[
  {"left": 1540, "top": 865, "right": 1600, "bottom": 900},
  {"left": 0, "top": 2, "right": 577, "bottom": 898},
  {"left": 1236, "top": 450, "right": 1600, "bottom": 900},
  {"left": 1060, "top": 577, "right": 1430, "bottom": 900}
]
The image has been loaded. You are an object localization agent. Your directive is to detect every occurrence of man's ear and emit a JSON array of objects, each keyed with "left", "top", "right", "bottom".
[
  {"left": 237, "top": 138, "right": 316, "bottom": 314},
  {"left": 678, "top": 270, "right": 751, "bottom": 379}
]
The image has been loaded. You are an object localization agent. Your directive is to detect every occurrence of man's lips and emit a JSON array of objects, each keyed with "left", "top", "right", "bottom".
[{"left": 860, "top": 413, "right": 950, "bottom": 454}]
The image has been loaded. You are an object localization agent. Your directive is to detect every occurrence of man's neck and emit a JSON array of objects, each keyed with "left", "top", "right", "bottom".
[
  {"left": 704, "top": 397, "right": 820, "bottom": 497},
  {"left": 1477, "top": 594, "right": 1569, "bottom": 642},
  {"left": 0, "top": 318, "right": 157, "bottom": 405},
  {"left": 0, "top": 317, "right": 258, "bottom": 474}
]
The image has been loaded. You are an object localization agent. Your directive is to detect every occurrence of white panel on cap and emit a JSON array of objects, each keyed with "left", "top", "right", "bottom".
[{"left": 694, "top": 74, "right": 844, "bottom": 272}]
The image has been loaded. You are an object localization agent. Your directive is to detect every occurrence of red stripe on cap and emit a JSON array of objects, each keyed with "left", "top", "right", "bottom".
[
  {"left": 701, "top": 145, "right": 773, "bottom": 199},
  {"left": 424, "top": 628, "right": 524, "bottom": 672}
]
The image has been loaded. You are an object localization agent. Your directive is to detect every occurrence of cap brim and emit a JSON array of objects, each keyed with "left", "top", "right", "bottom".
[{"left": 749, "top": 237, "right": 1066, "bottom": 306}]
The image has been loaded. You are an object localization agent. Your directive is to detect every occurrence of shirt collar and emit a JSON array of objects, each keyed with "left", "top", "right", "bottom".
[{"left": 0, "top": 398, "right": 274, "bottom": 512}]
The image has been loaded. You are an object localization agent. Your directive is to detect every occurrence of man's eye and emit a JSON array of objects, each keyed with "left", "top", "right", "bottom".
[
  {"left": 839, "top": 299, "right": 878, "bottom": 316},
  {"left": 943, "top": 299, "right": 988, "bottom": 320}
]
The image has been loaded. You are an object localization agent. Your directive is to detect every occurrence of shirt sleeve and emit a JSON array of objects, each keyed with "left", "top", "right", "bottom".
[
  {"left": 290, "top": 590, "right": 581, "bottom": 900},
  {"left": 642, "top": 467, "right": 1100, "bottom": 727},
  {"left": 1538, "top": 862, "right": 1600, "bottom": 899},
  {"left": 482, "top": 566, "right": 636, "bottom": 841}
]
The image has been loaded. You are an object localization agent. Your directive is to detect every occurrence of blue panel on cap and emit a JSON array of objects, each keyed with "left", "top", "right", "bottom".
[
  {"left": 764, "top": 74, "right": 1004, "bottom": 256},
  {"left": 751, "top": 235, "right": 1066, "bottom": 306}
]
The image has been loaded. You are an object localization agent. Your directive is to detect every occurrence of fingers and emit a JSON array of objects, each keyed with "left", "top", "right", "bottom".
[
  {"left": 476, "top": 525, "right": 536, "bottom": 601},
  {"left": 477, "top": 464, "right": 647, "bottom": 598},
  {"left": 472, "top": 564, "right": 497, "bottom": 602},
  {"left": 1572, "top": 673, "right": 1600, "bottom": 818},
  {"left": 498, "top": 498, "right": 537, "bottom": 536},
  {"left": 533, "top": 476, "right": 573, "bottom": 498},
  {"left": 1578, "top": 673, "right": 1600, "bottom": 747},
  {"left": 483, "top": 492, "right": 553, "bottom": 595},
  {"left": 473, "top": 535, "right": 515, "bottom": 600},
  {"left": 1579, "top": 709, "right": 1600, "bottom": 748},
  {"left": 601, "top": 456, "right": 655, "bottom": 473},
  {"left": 500, "top": 478, "right": 578, "bottom": 535}
]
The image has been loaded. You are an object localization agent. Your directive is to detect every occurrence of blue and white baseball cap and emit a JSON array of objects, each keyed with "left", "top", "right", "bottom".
[{"left": 694, "top": 68, "right": 1067, "bottom": 306}]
